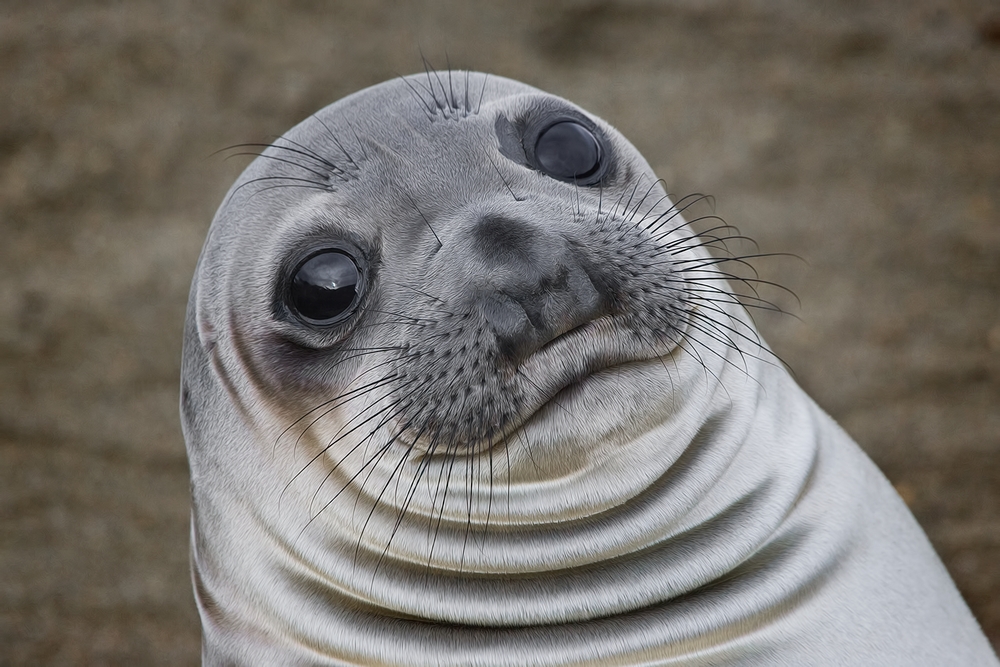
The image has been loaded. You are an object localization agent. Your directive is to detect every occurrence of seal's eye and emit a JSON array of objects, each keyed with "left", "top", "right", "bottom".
[
  {"left": 288, "top": 250, "right": 361, "bottom": 324},
  {"left": 534, "top": 121, "right": 602, "bottom": 182}
]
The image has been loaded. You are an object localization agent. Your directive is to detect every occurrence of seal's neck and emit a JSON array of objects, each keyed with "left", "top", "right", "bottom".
[{"left": 186, "top": 309, "right": 822, "bottom": 662}]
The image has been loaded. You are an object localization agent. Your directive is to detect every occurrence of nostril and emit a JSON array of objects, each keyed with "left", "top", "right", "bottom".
[
  {"left": 481, "top": 294, "right": 535, "bottom": 361},
  {"left": 538, "top": 264, "right": 571, "bottom": 293}
]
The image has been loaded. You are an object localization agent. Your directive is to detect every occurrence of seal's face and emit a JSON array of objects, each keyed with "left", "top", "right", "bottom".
[
  {"left": 186, "top": 72, "right": 754, "bottom": 625},
  {"left": 183, "top": 73, "right": 1000, "bottom": 665}
]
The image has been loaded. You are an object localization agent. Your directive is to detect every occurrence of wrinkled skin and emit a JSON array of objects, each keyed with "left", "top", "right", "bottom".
[{"left": 181, "top": 72, "right": 998, "bottom": 665}]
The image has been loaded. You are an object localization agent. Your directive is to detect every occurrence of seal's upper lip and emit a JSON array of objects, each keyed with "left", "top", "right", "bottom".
[
  {"left": 525, "top": 317, "right": 631, "bottom": 379},
  {"left": 537, "top": 320, "right": 592, "bottom": 355},
  {"left": 517, "top": 315, "right": 677, "bottom": 419}
]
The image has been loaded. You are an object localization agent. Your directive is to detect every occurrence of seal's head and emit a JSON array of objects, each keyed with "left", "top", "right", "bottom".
[{"left": 182, "top": 72, "right": 788, "bottom": 663}]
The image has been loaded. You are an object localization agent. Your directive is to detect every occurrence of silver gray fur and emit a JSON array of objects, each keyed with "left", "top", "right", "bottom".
[{"left": 181, "top": 72, "right": 999, "bottom": 665}]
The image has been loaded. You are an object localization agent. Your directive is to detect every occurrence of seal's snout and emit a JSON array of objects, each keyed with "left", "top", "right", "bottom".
[{"left": 472, "top": 213, "right": 605, "bottom": 361}]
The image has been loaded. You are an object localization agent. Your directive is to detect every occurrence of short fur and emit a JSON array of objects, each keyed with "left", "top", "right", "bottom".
[{"left": 182, "top": 72, "right": 998, "bottom": 665}]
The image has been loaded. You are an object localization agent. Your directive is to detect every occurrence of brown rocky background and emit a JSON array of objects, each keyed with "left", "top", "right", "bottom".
[{"left": 1, "top": 0, "right": 998, "bottom": 664}]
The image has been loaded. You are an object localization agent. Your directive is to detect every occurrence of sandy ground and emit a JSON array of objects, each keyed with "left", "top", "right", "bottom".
[{"left": 1, "top": 1, "right": 998, "bottom": 664}]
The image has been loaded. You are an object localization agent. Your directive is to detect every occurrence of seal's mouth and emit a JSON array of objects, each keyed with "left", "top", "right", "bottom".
[
  {"left": 526, "top": 316, "right": 675, "bottom": 388},
  {"left": 402, "top": 301, "right": 694, "bottom": 460},
  {"left": 499, "top": 314, "right": 685, "bottom": 440}
]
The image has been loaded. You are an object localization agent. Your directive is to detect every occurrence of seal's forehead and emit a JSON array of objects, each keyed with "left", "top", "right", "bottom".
[
  {"left": 241, "top": 71, "right": 622, "bottom": 214},
  {"left": 315, "top": 72, "right": 545, "bottom": 129},
  {"left": 278, "top": 71, "right": 622, "bottom": 189},
  {"left": 208, "top": 71, "right": 644, "bottom": 263},
  {"left": 235, "top": 72, "right": 580, "bottom": 204}
]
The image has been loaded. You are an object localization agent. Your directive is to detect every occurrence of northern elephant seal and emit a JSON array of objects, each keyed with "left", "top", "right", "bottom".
[{"left": 181, "top": 71, "right": 999, "bottom": 665}]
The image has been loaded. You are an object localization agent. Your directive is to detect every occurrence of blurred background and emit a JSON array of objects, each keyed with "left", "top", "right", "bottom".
[{"left": 1, "top": 0, "right": 998, "bottom": 663}]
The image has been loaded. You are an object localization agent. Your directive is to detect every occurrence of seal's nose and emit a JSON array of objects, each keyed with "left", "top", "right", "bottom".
[{"left": 471, "top": 213, "right": 606, "bottom": 362}]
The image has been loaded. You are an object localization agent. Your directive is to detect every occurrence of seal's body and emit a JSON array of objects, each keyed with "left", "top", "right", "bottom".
[{"left": 181, "top": 72, "right": 997, "bottom": 665}]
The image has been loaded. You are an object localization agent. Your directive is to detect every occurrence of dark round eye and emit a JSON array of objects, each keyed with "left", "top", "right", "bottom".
[
  {"left": 534, "top": 121, "right": 601, "bottom": 182},
  {"left": 288, "top": 250, "right": 361, "bottom": 324}
]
